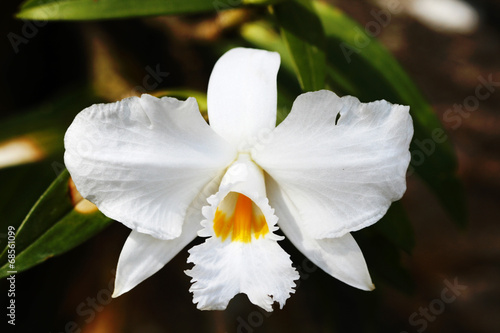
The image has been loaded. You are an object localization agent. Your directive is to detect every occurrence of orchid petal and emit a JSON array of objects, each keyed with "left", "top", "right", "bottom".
[
  {"left": 266, "top": 175, "right": 374, "bottom": 290},
  {"left": 253, "top": 90, "right": 413, "bottom": 239},
  {"left": 207, "top": 48, "right": 280, "bottom": 150},
  {"left": 186, "top": 234, "right": 299, "bottom": 311},
  {"left": 64, "top": 94, "right": 236, "bottom": 240},
  {"left": 112, "top": 175, "right": 222, "bottom": 297},
  {"left": 185, "top": 155, "right": 299, "bottom": 311},
  {"left": 112, "top": 230, "right": 195, "bottom": 298}
]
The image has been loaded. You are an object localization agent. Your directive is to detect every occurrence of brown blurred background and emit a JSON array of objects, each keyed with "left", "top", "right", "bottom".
[{"left": 1, "top": 0, "right": 500, "bottom": 332}]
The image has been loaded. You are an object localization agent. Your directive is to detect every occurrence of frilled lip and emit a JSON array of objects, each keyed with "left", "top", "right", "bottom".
[{"left": 185, "top": 155, "right": 299, "bottom": 311}]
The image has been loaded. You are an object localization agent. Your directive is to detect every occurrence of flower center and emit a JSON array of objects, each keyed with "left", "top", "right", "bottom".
[{"left": 214, "top": 192, "right": 269, "bottom": 243}]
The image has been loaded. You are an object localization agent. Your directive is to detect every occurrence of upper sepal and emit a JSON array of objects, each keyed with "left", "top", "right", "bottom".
[{"left": 207, "top": 48, "right": 280, "bottom": 151}]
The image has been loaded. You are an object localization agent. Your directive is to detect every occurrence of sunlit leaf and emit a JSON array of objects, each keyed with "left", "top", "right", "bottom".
[
  {"left": 0, "top": 89, "right": 104, "bottom": 244},
  {"left": 17, "top": 0, "right": 284, "bottom": 21},
  {"left": 153, "top": 89, "right": 208, "bottom": 114},
  {"left": 0, "top": 88, "right": 100, "bottom": 166},
  {"left": 0, "top": 170, "right": 112, "bottom": 279},
  {"left": 272, "top": 0, "right": 326, "bottom": 92}
]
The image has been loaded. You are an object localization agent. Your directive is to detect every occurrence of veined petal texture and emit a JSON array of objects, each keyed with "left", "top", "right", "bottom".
[
  {"left": 253, "top": 90, "right": 413, "bottom": 239},
  {"left": 64, "top": 94, "right": 236, "bottom": 240}
]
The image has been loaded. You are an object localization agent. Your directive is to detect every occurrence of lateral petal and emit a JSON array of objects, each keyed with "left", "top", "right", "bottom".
[
  {"left": 207, "top": 48, "right": 280, "bottom": 150},
  {"left": 64, "top": 94, "right": 236, "bottom": 240},
  {"left": 253, "top": 90, "right": 413, "bottom": 238},
  {"left": 266, "top": 175, "right": 374, "bottom": 291},
  {"left": 185, "top": 155, "right": 299, "bottom": 311}
]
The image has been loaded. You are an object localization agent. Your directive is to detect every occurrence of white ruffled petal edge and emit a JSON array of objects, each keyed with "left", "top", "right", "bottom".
[
  {"left": 253, "top": 90, "right": 413, "bottom": 239},
  {"left": 64, "top": 94, "right": 236, "bottom": 240},
  {"left": 186, "top": 237, "right": 299, "bottom": 312},
  {"left": 185, "top": 155, "right": 299, "bottom": 311}
]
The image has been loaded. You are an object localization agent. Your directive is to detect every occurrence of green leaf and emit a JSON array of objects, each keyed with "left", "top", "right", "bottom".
[
  {"left": 313, "top": 2, "right": 466, "bottom": 226},
  {"left": 0, "top": 162, "right": 62, "bottom": 242},
  {"left": 373, "top": 202, "right": 414, "bottom": 253},
  {"left": 272, "top": 0, "right": 326, "bottom": 91},
  {"left": 0, "top": 88, "right": 104, "bottom": 246},
  {"left": 17, "top": 0, "right": 283, "bottom": 21},
  {"left": 0, "top": 170, "right": 112, "bottom": 278}
]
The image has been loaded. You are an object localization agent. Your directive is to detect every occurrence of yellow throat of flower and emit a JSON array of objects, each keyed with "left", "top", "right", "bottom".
[{"left": 214, "top": 193, "right": 269, "bottom": 243}]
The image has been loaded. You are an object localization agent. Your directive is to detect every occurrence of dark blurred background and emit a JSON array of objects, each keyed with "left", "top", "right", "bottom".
[{"left": 1, "top": 0, "right": 500, "bottom": 332}]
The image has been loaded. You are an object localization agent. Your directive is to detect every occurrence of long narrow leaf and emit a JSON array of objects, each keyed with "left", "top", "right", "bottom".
[
  {"left": 17, "top": 0, "right": 283, "bottom": 21},
  {"left": 0, "top": 170, "right": 112, "bottom": 278},
  {"left": 272, "top": 0, "right": 326, "bottom": 92}
]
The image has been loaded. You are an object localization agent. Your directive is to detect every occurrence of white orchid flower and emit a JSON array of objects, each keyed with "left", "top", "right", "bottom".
[{"left": 64, "top": 47, "right": 413, "bottom": 312}]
